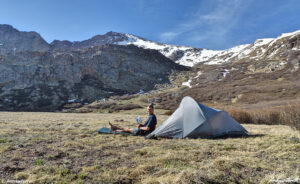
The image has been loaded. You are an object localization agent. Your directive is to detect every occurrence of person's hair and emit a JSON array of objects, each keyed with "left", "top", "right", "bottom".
[{"left": 148, "top": 103, "right": 154, "bottom": 109}]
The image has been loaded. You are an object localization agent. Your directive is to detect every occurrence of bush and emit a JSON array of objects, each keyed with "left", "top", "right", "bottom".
[
  {"left": 280, "top": 103, "right": 300, "bottom": 130},
  {"left": 229, "top": 110, "right": 254, "bottom": 124},
  {"left": 228, "top": 103, "right": 300, "bottom": 130}
]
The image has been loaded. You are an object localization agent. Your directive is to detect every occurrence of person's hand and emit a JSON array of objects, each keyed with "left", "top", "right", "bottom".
[{"left": 138, "top": 124, "right": 143, "bottom": 128}]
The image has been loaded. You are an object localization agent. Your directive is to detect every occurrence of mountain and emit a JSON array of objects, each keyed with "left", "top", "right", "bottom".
[
  {"left": 198, "top": 30, "right": 300, "bottom": 65},
  {"left": 0, "top": 24, "right": 299, "bottom": 111},
  {"left": 50, "top": 31, "right": 132, "bottom": 50},
  {"left": 181, "top": 30, "right": 300, "bottom": 88},
  {"left": 50, "top": 31, "right": 214, "bottom": 67},
  {"left": 0, "top": 25, "right": 187, "bottom": 111},
  {"left": 149, "top": 31, "right": 300, "bottom": 109},
  {"left": 2, "top": 24, "right": 297, "bottom": 69},
  {"left": 0, "top": 24, "right": 49, "bottom": 55},
  {"left": 49, "top": 29, "right": 300, "bottom": 68}
]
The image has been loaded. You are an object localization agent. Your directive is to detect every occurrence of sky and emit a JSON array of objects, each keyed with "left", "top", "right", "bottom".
[{"left": 1, "top": 0, "right": 300, "bottom": 50}]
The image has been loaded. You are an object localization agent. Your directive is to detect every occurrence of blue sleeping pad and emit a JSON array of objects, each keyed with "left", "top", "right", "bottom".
[{"left": 97, "top": 127, "right": 132, "bottom": 135}]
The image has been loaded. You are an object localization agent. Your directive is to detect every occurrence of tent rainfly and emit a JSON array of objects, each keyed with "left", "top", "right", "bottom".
[{"left": 146, "top": 96, "right": 248, "bottom": 139}]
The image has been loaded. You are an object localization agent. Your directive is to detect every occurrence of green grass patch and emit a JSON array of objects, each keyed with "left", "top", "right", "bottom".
[
  {"left": 0, "top": 138, "right": 12, "bottom": 143},
  {"left": 35, "top": 159, "right": 43, "bottom": 166}
]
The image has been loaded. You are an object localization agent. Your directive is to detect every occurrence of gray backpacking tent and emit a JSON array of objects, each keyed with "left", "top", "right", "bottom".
[{"left": 146, "top": 96, "right": 248, "bottom": 139}]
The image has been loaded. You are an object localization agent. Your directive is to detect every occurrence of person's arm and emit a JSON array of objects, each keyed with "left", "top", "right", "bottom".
[
  {"left": 138, "top": 116, "right": 151, "bottom": 128},
  {"left": 139, "top": 126, "right": 150, "bottom": 131},
  {"left": 139, "top": 115, "right": 156, "bottom": 131},
  {"left": 137, "top": 123, "right": 150, "bottom": 130}
]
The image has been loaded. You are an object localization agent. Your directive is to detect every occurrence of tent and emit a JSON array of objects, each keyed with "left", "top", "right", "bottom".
[{"left": 146, "top": 96, "right": 248, "bottom": 139}]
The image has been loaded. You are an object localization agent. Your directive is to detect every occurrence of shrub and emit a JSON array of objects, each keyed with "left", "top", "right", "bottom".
[
  {"left": 280, "top": 103, "right": 300, "bottom": 130},
  {"left": 229, "top": 110, "right": 254, "bottom": 124},
  {"left": 228, "top": 103, "right": 300, "bottom": 130}
]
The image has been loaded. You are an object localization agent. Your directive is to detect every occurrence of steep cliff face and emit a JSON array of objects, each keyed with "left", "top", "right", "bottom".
[
  {"left": 0, "top": 25, "right": 187, "bottom": 111},
  {"left": 0, "top": 24, "right": 50, "bottom": 55},
  {"left": 0, "top": 44, "right": 186, "bottom": 111}
]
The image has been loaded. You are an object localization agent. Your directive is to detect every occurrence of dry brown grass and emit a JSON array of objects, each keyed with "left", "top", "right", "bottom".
[
  {"left": 228, "top": 102, "right": 300, "bottom": 130},
  {"left": 0, "top": 112, "right": 299, "bottom": 183}
]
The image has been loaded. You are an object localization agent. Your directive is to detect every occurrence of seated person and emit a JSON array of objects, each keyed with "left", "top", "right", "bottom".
[{"left": 109, "top": 103, "right": 157, "bottom": 136}]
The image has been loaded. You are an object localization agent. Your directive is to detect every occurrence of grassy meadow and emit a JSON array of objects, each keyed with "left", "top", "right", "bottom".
[{"left": 0, "top": 110, "right": 299, "bottom": 183}]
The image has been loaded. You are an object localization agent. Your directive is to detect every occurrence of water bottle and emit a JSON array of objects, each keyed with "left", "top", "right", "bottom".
[{"left": 136, "top": 116, "right": 142, "bottom": 124}]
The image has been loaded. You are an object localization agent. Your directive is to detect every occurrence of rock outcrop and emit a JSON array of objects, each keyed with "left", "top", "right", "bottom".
[
  {"left": 0, "top": 25, "right": 187, "bottom": 111},
  {"left": 0, "top": 24, "right": 49, "bottom": 55}
]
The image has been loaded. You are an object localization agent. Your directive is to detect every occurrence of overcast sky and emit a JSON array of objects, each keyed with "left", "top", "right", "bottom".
[{"left": 1, "top": 0, "right": 300, "bottom": 50}]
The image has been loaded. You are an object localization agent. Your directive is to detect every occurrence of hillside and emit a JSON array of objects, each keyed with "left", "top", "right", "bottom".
[{"left": 141, "top": 31, "right": 300, "bottom": 112}]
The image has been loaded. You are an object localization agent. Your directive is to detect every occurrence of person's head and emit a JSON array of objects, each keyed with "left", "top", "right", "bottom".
[{"left": 147, "top": 103, "right": 154, "bottom": 115}]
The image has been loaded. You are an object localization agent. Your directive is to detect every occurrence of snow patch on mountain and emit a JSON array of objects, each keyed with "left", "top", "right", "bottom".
[
  {"left": 222, "top": 69, "right": 230, "bottom": 78},
  {"left": 254, "top": 38, "right": 273, "bottom": 47},
  {"left": 277, "top": 30, "right": 300, "bottom": 39},
  {"left": 118, "top": 34, "right": 171, "bottom": 50},
  {"left": 182, "top": 70, "right": 202, "bottom": 88},
  {"left": 115, "top": 33, "right": 216, "bottom": 67},
  {"left": 194, "top": 71, "right": 203, "bottom": 78},
  {"left": 268, "top": 30, "right": 300, "bottom": 47},
  {"left": 177, "top": 49, "right": 222, "bottom": 66},
  {"left": 182, "top": 79, "right": 192, "bottom": 88},
  {"left": 111, "top": 29, "right": 300, "bottom": 67}
]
